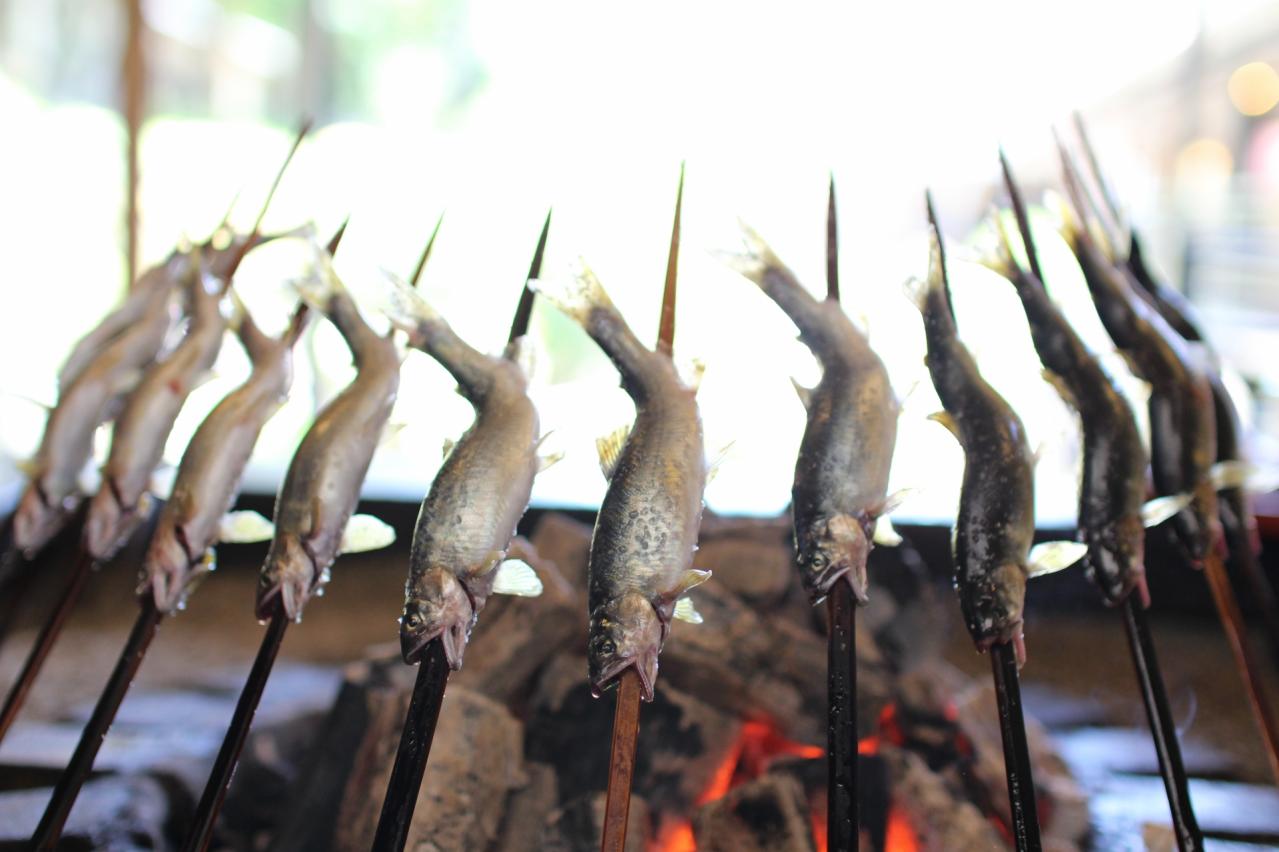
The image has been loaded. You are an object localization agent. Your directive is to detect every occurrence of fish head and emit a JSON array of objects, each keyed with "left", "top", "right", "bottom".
[
  {"left": 256, "top": 534, "right": 320, "bottom": 621},
  {"left": 143, "top": 523, "right": 215, "bottom": 614},
  {"left": 588, "top": 592, "right": 663, "bottom": 702},
  {"left": 400, "top": 568, "right": 474, "bottom": 669},
  {"left": 795, "top": 513, "right": 871, "bottom": 604},
  {"left": 12, "top": 480, "right": 76, "bottom": 558},
  {"left": 83, "top": 485, "right": 147, "bottom": 562}
]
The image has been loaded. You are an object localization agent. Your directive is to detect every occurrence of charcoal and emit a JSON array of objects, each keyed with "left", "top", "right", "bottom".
[
  {"left": 0, "top": 774, "right": 172, "bottom": 849},
  {"left": 492, "top": 762, "right": 558, "bottom": 852},
  {"left": 694, "top": 536, "right": 792, "bottom": 610},
  {"left": 878, "top": 743, "right": 1006, "bottom": 852},
  {"left": 692, "top": 773, "right": 815, "bottom": 852},
  {"left": 537, "top": 792, "right": 650, "bottom": 852}
]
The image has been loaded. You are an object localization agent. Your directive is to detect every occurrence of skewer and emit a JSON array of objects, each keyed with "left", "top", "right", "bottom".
[
  {"left": 370, "top": 210, "right": 551, "bottom": 851},
  {"left": 0, "top": 550, "right": 95, "bottom": 743},
  {"left": 183, "top": 606, "right": 288, "bottom": 852},
  {"left": 1201, "top": 549, "right": 1279, "bottom": 785},
  {"left": 600, "top": 166, "right": 684, "bottom": 852},
  {"left": 122, "top": 0, "right": 145, "bottom": 288},
  {"left": 1120, "top": 597, "right": 1203, "bottom": 850},
  {"left": 989, "top": 641, "right": 1042, "bottom": 850},
  {"left": 998, "top": 148, "right": 1202, "bottom": 850},
  {"left": 822, "top": 173, "right": 859, "bottom": 851}
]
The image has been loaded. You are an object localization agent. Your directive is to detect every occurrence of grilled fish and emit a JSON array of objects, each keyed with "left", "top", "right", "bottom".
[
  {"left": 534, "top": 265, "right": 708, "bottom": 701},
  {"left": 84, "top": 251, "right": 236, "bottom": 560},
  {"left": 387, "top": 281, "right": 549, "bottom": 668},
  {"left": 909, "top": 223, "right": 1036, "bottom": 663},
  {"left": 142, "top": 302, "right": 310, "bottom": 613},
  {"left": 722, "top": 225, "right": 898, "bottom": 605},
  {"left": 256, "top": 247, "right": 401, "bottom": 620},
  {"left": 13, "top": 253, "right": 187, "bottom": 557}
]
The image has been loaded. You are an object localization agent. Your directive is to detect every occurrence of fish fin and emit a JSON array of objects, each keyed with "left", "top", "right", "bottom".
[
  {"left": 1211, "top": 460, "right": 1249, "bottom": 492},
  {"left": 491, "top": 558, "right": 544, "bottom": 597},
  {"left": 378, "top": 266, "right": 439, "bottom": 333},
  {"left": 706, "top": 441, "right": 734, "bottom": 484},
  {"left": 442, "top": 437, "right": 456, "bottom": 460},
  {"left": 791, "top": 377, "right": 813, "bottom": 410},
  {"left": 673, "top": 596, "right": 704, "bottom": 624},
  {"left": 1041, "top": 368, "right": 1077, "bottom": 409},
  {"left": 679, "top": 358, "right": 706, "bottom": 392},
  {"left": 16, "top": 457, "right": 39, "bottom": 477},
  {"left": 1043, "top": 189, "right": 1081, "bottom": 244},
  {"left": 879, "top": 488, "right": 914, "bottom": 516},
  {"left": 674, "top": 568, "right": 712, "bottom": 597},
  {"left": 977, "top": 208, "right": 1018, "bottom": 277},
  {"left": 713, "top": 219, "right": 777, "bottom": 284},
  {"left": 528, "top": 259, "right": 615, "bottom": 325},
  {"left": 1142, "top": 493, "right": 1193, "bottom": 528},
  {"left": 380, "top": 421, "right": 407, "bottom": 448},
  {"left": 1028, "top": 540, "right": 1088, "bottom": 578},
  {"left": 148, "top": 466, "right": 176, "bottom": 501},
  {"left": 596, "top": 424, "right": 631, "bottom": 482},
  {"left": 927, "top": 411, "right": 961, "bottom": 442},
  {"left": 902, "top": 275, "right": 929, "bottom": 311},
  {"left": 1032, "top": 440, "right": 1048, "bottom": 469},
  {"left": 218, "top": 510, "right": 276, "bottom": 544},
  {"left": 290, "top": 244, "right": 347, "bottom": 313},
  {"left": 872, "top": 515, "right": 902, "bottom": 547},
  {"left": 538, "top": 451, "right": 564, "bottom": 473},
  {"left": 506, "top": 335, "right": 537, "bottom": 379},
  {"left": 339, "top": 514, "right": 396, "bottom": 553},
  {"left": 224, "top": 287, "right": 248, "bottom": 333}
]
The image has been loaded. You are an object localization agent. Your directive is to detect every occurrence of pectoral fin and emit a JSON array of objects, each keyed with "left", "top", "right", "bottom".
[
  {"left": 1041, "top": 369, "right": 1078, "bottom": 410},
  {"left": 1211, "top": 460, "right": 1248, "bottom": 492},
  {"left": 442, "top": 437, "right": 456, "bottom": 460},
  {"left": 339, "top": 514, "right": 396, "bottom": 553},
  {"left": 491, "top": 558, "right": 544, "bottom": 597},
  {"left": 872, "top": 516, "right": 902, "bottom": 547},
  {"left": 1027, "top": 540, "right": 1088, "bottom": 578},
  {"left": 928, "top": 411, "right": 961, "bottom": 442},
  {"left": 1142, "top": 493, "right": 1192, "bottom": 528},
  {"left": 791, "top": 377, "right": 813, "bottom": 410},
  {"left": 218, "top": 510, "right": 276, "bottom": 544},
  {"left": 380, "top": 421, "right": 407, "bottom": 447},
  {"left": 674, "top": 568, "right": 712, "bottom": 597},
  {"left": 673, "top": 596, "right": 704, "bottom": 624},
  {"left": 596, "top": 425, "right": 631, "bottom": 482},
  {"left": 706, "top": 441, "right": 735, "bottom": 484},
  {"left": 538, "top": 451, "right": 564, "bottom": 473}
]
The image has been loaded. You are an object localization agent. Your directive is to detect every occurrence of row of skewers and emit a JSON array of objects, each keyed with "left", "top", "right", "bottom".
[{"left": 0, "top": 116, "right": 1275, "bottom": 852}]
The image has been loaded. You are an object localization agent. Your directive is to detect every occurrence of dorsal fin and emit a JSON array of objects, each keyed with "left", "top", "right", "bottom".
[{"left": 596, "top": 425, "right": 631, "bottom": 481}]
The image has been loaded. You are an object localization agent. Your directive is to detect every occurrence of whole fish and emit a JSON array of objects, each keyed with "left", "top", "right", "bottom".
[
  {"left": 256, "top": 248, "right": 401, "bottom": 620},
  {"left": 1055, "top": 197, "right": 1221, "bottom": 566},
  {"left": 722, "top": 225, "right": 899, "bottom": 605},
  {"left": 12, "top": 253, "right": 187, "bottom": 557},
  {"left": 534, "top": 265, "right": 708, "bottom": 701},
  {"left": 142, "top": 302, "right": 310, "bottom": 613},
  {"left": 387, "top": 281, "right": 549, "bottom": 668},
  {"left": 83, "top": 249, "right": 237, "bottom": 561},
  {"left": 984, "top": 216, "right": 1149, "bottom": 606},
  {"left": 909, "top": 223, "right": 1035, "bottom": 663}
]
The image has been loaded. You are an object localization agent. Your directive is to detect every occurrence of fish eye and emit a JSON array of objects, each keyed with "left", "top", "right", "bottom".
[
  {"left": 811, "top": 553, "right": 827, "bottom": 569},
  {"left": 598, "top": 639, "right": 616, "bottom": 656},
  {"left": 404, "top": 613, "right": 422, "bottom": 629}
]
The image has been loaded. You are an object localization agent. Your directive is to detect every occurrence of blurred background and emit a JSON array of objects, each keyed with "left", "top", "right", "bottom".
[{"left": 1, "top": 0, "right": 1278, "bottom": 524}]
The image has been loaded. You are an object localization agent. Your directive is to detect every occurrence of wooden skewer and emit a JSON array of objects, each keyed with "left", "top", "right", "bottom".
[
  {"left": 999, "top": 147, "right": 1202, "bottom": 850},
  {"left": 122, "top": 0, "right": 145, "bottom": 290},
  {"left": 370, "top": 210, "right": 552, "bottom": 851},
  {"left": 601, "top": 166, "right": 685, "bottom": 852},
  {"left": 0, "top": 550, "right": 96, "bottom": 744},
  {"left": 989, "top": 641, "right": 1042, "bottom": 851}
]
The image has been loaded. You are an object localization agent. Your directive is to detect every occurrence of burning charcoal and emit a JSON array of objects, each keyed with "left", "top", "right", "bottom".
[
  {"left": 953, "top": 683, "right": 1090, "bottom": 848},
  {"left": 454, "top": 556, "right": 580, "bottom": 705},
  {"left": 331, "top": 684, "right": 524, "bottom": 851},
  {"left": 694, "top": 535, "right": 792, "bottom": 610},
  {"left": 525, "top": 654, "right": 743, "bottom": 816},
  {"left": 879, "top": 743, "right": 1006, "bottom": 851},
  {"left": 537, "top": 791, "right": 651, "bottom": 852},
  {"left": 0, "top": 774, "right": 173, "bottom": 848},
  {"left": 529, "top": 512, "right": 593, "bottom": 591},
  {"left": 691, "top": 773, "right": 816, "bottom": 852},
  {"left": 493, "top": 762, "right": 559, "bottom": 852}
]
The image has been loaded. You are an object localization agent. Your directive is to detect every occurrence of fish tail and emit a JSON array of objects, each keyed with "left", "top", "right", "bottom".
[
  {"left": 903, "top": 227, "right": 954, "bottom": 319},
  {"left": 977, "top": 207, "right": 1019, "bottom": 280},
  {"left": 715, "top": 219, "right": 780, "bottom": 287},
  {"left": 290, "top": 239, "right": 348, "bottom": 313},
  {"left": 379, "top": 267, "right": 441, "bottom": 337},
  {"left": 282, "top": 301, "right": 311, "bottom": 346},
  {"left": 530, "top": 258, "right": 616, "bottom": 325}
]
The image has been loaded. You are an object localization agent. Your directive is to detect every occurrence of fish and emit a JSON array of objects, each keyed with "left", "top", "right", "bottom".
[
  {"left": 533, "top": 264, "right": 708, "bottom": 702},
  {"left": 255, "top": 243, "right": 401, "bottom": 621},
  {"left": 82, "top": 248, "right": 238, "bottom": 561},
  {"left": 720, "top": 224, "right": 899, "bottom": 605},
  {"left": 386, "top": 280, "right": 551, "bottom": 669},
  {"left": 983, "top": 206, "right": 1149, "bottom": 607},
  {"left": 12, "top": 252, "right": 187, "bottom": 557},
  {"left": 907, "top": 206, "right": 1036, "bottom": 664},
  {"left": 1052, "top": 174, "right": 1221, "bottom": 567},
  {"left": 141, "top": 300, "right": 311, "bottom": 614}
]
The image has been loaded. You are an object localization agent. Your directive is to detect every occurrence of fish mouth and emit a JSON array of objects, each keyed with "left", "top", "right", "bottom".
[
  {"left": 977, "top": 620, "right": 1027, "bottom": 668},
  {"left": 591, "top": 651, "right": 658, "bottom": 703},
  {"left": 808, "top": 562, "right": 867, "bottom": 606}
]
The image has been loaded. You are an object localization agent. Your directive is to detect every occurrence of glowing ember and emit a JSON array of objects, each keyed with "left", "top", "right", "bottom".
[{"left": 885, "top": 803, "right": 921, "bottom": 852}]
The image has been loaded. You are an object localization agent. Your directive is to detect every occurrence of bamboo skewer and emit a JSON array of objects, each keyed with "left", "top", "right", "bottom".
[
  {"left": 998, "top": 149, "right": 1202, "bottom": 849},
  {"left": 370, "top": 209, "right": 551, "bottom": 852},
  {"left": 600, "top": 165, "right": 685, "bottom": 852},
  {"left": 989, "top": 642, "right": 1042, "bottom": 851},
  {"left": 823, "top": 173, "right": 859, "bottom": 851}
]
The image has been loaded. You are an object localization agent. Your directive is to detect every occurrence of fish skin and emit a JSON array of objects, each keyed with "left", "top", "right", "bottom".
[
  {"left": 256, "top": 255, "right": 400, "bottom": 621},
  {"left": 84, "top": 252, "right": 234, "bottom": 561},
  {"left": 1062, "top": 225, "right": 1221, "bottom": 566},
  {"left": 727, "top": 230, "right": 897, "bottom": 605},
  {"left": 142, "top": 305, "right": 308, "bottom": 614},
  {"left": 917, "top": 235, "right": 1035, "bottom": 662},
  {"left": 991, "top": 247, "right": 1148, "bottom": 606},
  {"left": 12, "top": 253, "right": 186, "bottom": 558},
  {"left": 538, "top": 267, "right": 706, "bottom": 702},
  {"left": 396, "top": 303, "right": 542, "bottom": 669}
]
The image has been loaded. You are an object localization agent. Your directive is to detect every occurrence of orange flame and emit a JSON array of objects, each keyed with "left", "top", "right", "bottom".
[{"left": 885, "top": 804, "right": 921, "bottom": 852}]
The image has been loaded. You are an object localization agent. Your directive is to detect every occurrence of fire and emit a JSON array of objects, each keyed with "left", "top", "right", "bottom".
[{"left": 885, "top": 804, "right": 921, "bottom": 852}]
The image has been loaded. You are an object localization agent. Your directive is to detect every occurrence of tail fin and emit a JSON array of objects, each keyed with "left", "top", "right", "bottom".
[
  {"left": 379, "top": 267, "right": 441, "bottom": 336},
  {"left": 282, "top": 301, "right": 311, "bottom": 346},
  {"left": 977, "top": 208, "right": 1019, "bottom": 279},
  {"left": 715, "top": 219, "right": 782, "bottom": 287},
  {"left": 529, "top": 259, "right": 615, "bottom": 326},
  {"left": 290, "top": 238, "right": 348, "bottom": 313}
]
